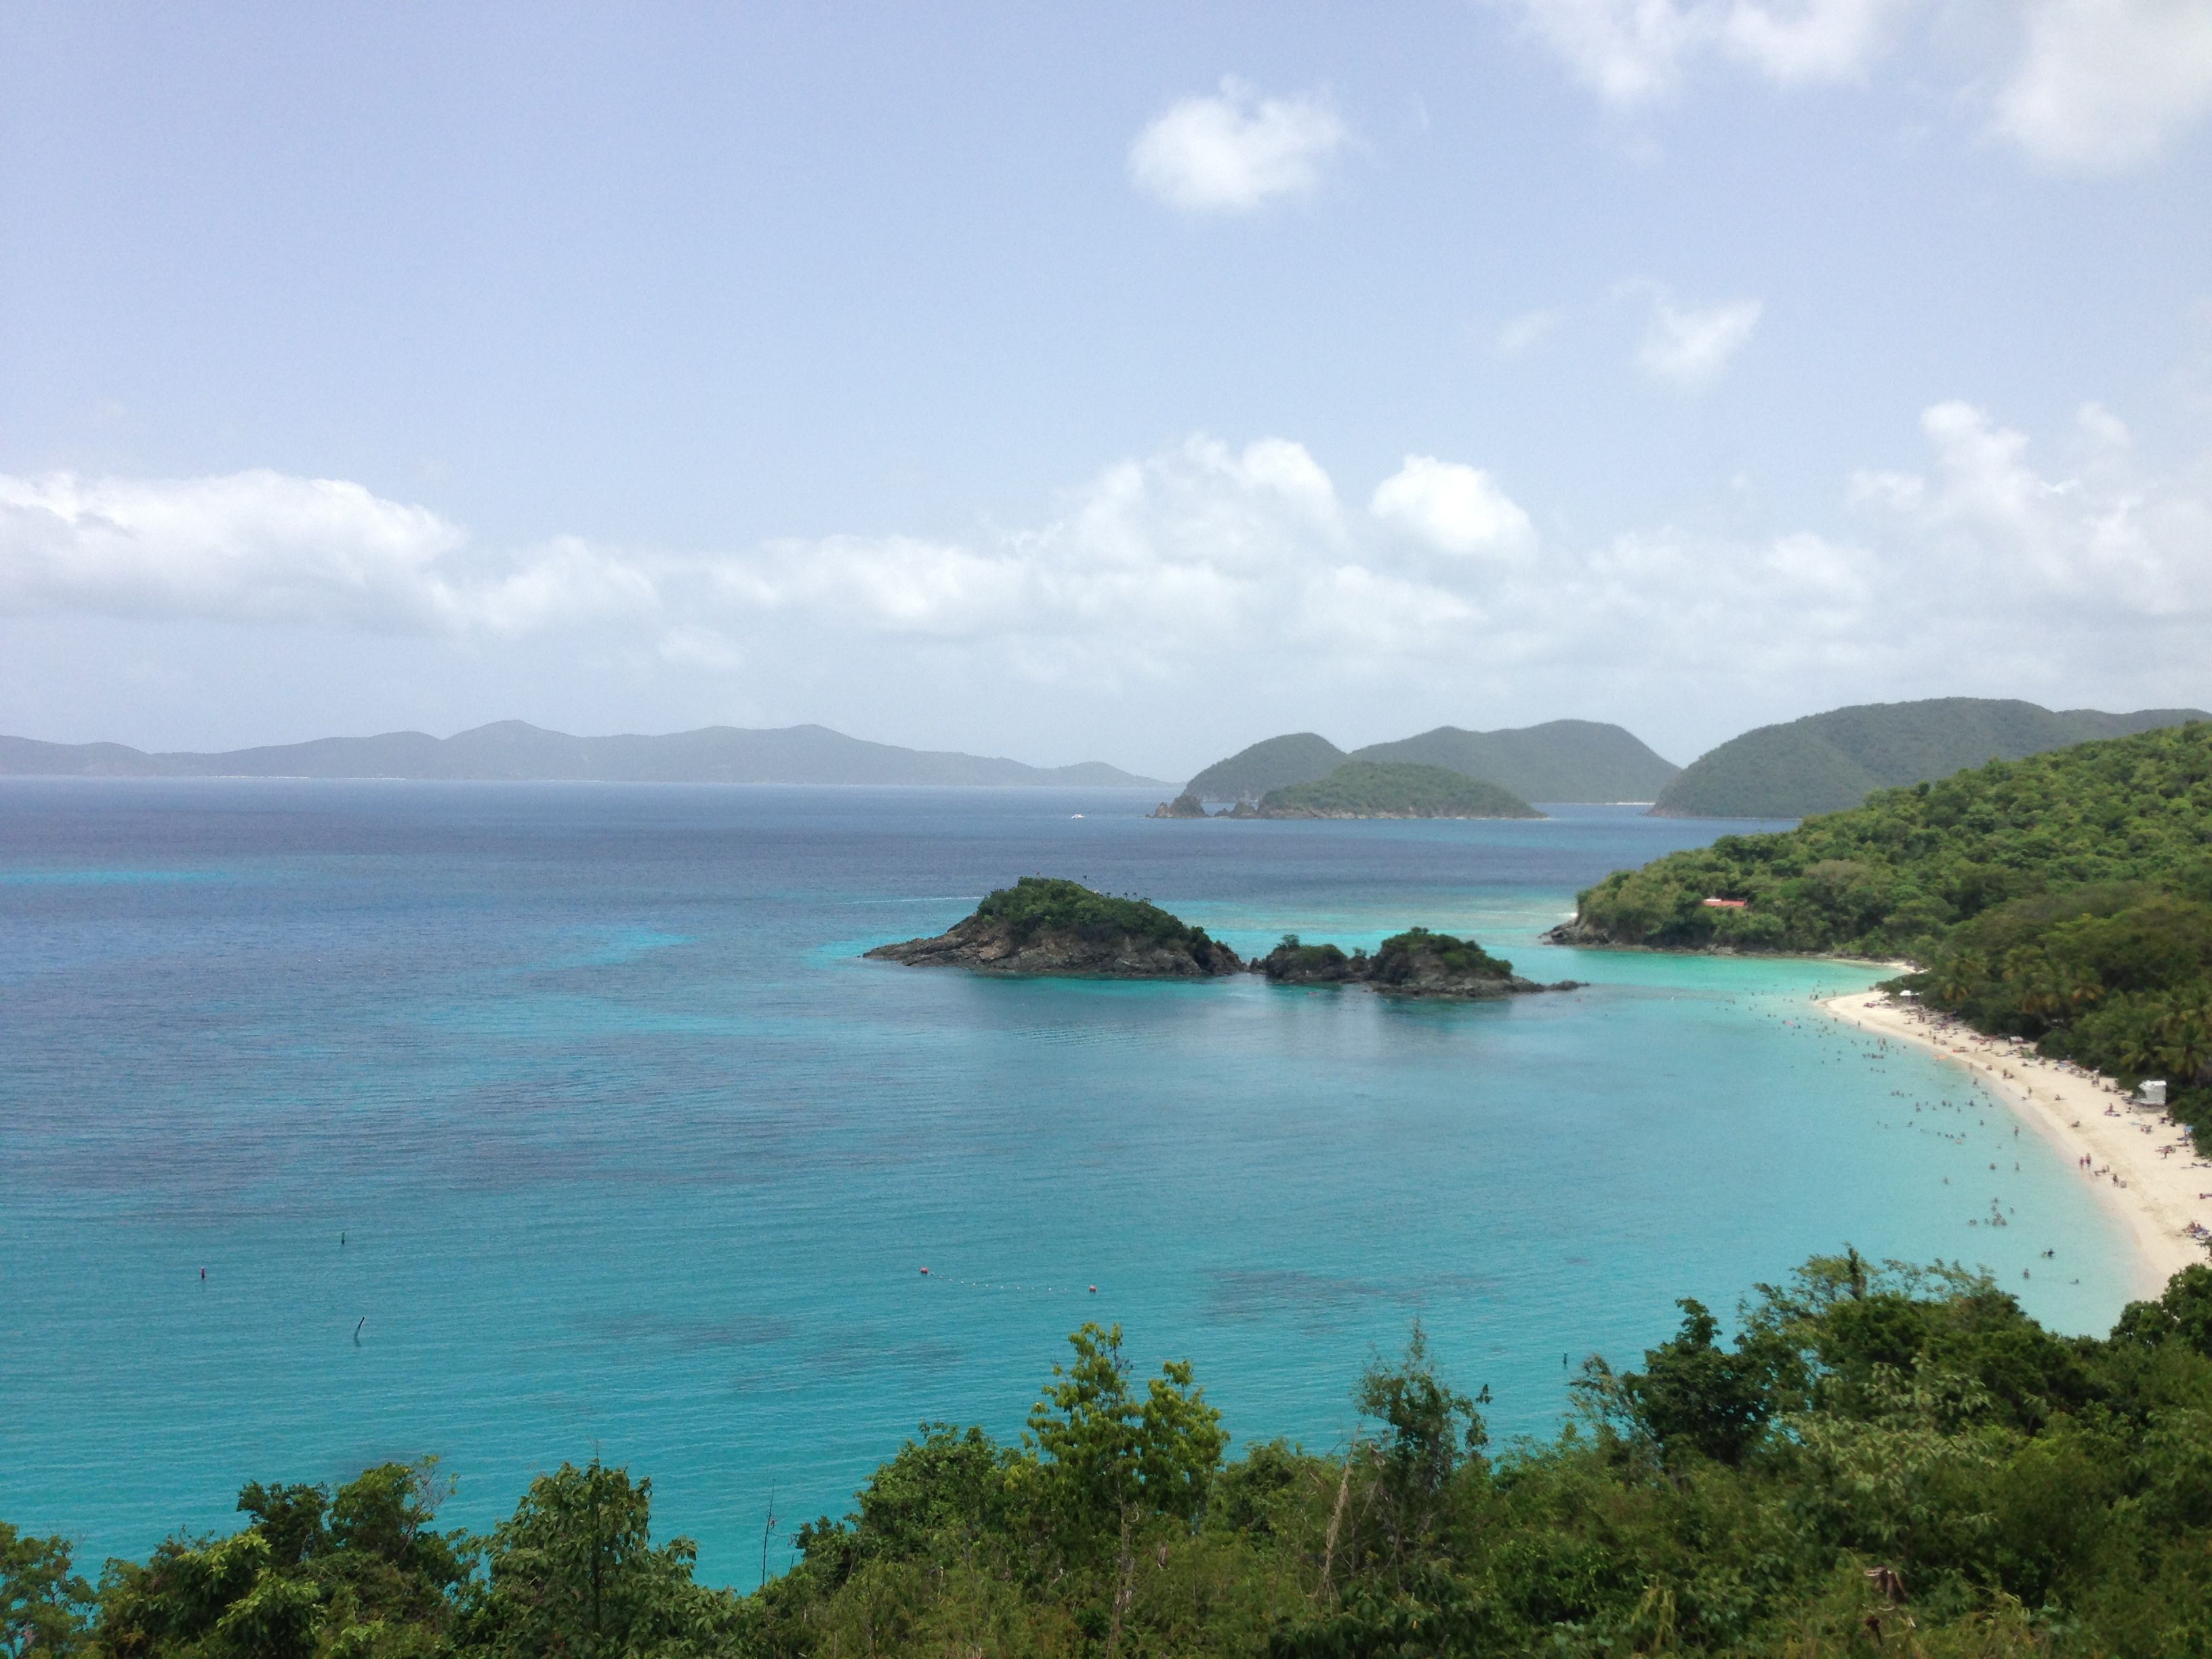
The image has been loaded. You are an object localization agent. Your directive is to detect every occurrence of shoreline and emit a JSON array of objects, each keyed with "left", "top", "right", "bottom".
[{"left": 1819, "top": 991, "right": 2211, "bottom": 1297}]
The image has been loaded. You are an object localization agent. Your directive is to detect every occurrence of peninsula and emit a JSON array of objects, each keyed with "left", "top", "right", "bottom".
[{"left": 1550, "top": 721, "right": 2212, "bottom": 1273}]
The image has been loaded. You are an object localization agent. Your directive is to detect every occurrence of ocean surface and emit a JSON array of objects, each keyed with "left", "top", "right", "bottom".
[{"left": 0, "top": 781, "right": 2135, "bottom": 1586}]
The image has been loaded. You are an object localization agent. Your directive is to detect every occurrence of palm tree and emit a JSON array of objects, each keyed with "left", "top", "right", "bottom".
[
  {"left": 1931, "top": 951, "right": 1987, "bottom": 1010},
  {"left": 2156, "top": 994, "right": 2212, "bottom": 1084}
]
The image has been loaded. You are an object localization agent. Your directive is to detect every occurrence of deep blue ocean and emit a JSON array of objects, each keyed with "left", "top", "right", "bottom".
[{"left": 0, "top": 781, "right": 2133, "bottom": 1586}]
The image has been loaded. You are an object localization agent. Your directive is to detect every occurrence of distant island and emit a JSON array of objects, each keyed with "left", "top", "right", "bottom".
[
  {"left": 0, "top": 720, "right": 1170, "bottom": 789},
  {"left": 1155, "top": 760, "right": 1539, "bottom": 820},
  {"left": 1254, "top": 760, "right": 1538, "bottom": 819},
  {"left": 1170, "top": 699, "right": 2212, "bottom": 826},
  {"left": 1650, "top": 697, "right": 2211, "bottom": 819},
  {"left": 869, "top": 879, "right": 1573, "bottom": 998},
  {"left": 1181, "top": 720, "right": 1679, "bottom": 805}
]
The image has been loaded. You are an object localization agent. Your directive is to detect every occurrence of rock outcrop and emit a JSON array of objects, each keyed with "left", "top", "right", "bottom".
[
  {"left": 1254, "top": 928, "right": 1581, "bottom": 1000},
  {"left": 866, "top": 877, "right": 1242, "bottom": 979}
]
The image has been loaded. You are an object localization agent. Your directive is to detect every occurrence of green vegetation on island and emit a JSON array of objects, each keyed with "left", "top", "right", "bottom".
[
  {"left": 1367, "top": 926, "right": 1515, "bottom": 989},
  {"left": 1566, "top": 722, "right": 2212, "bottom": 1143},
  {"left": 1652, "top": 697, "right": 2210, "bottom": 820},
  {"left": 971, "top": 878, "right": 1194, "bottom": 947},
  {"left": 1257, "top": 927, "right": 1563, "bottom": 998},
  {"left": 1256, "top": 762, "right": 1540, "bottom": 820},
  {"left": 866, "top": 877, "right": 1242, "bottom": 977},
  {"left": 1185, "top": 733, "right": 1349, "bottom": 803},
  {"left": 1183, "top": 721, "right": 1679, "bottom": 806},
  {"left": 14, "top": 1254, "right": 2212, "bottom": 1656},
  {"left": 1353, "top": 720, "right": 1681, "bottom": 804}
]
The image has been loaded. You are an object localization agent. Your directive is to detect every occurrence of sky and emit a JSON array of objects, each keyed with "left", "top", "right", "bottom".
[{"left": 2, "top": 1, "right": 2209, "bottom": 777}]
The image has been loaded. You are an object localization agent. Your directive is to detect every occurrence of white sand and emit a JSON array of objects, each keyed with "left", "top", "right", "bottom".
[{"left": 1820, "top": 991, "right": 2212, "bottom": 1298}]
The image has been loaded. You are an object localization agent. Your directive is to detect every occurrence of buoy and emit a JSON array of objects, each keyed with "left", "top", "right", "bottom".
[{"left": 920, "top": 1267, "right": 930, "bottom": 1275}]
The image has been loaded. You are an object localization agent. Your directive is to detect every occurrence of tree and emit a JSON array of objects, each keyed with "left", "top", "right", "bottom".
[
  {"left": 1025, "top": 1323, "right": 1226, "bottom": 1656},
  {"left": 1618, "top": 1299, "right": 1776, "bottom": 1466},
  {"left": 1354, "top": 1324, "right": 1486, "bottom": 1572},
  {"left": 0, "top": 1523, "right": 92, "bottom": 1659},
  {"left": 459, "top": 1459, "right": 739, "bottom": 1659}
]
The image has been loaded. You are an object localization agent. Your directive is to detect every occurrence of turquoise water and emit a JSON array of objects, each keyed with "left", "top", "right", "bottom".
[{"left": 0, "top": 782, "right": 2135, "bottom": 1586}]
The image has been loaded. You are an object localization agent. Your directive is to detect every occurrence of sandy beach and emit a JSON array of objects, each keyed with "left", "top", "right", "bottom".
[{"left": 1822, "top": 991, "right": 2212, "bottom": 1296}]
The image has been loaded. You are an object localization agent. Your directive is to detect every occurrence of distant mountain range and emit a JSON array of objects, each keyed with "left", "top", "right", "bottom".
[
  {"left": 1651, "top": 698, "right": 2211, "bottom": 819},
  {"left": 0, "top": 720, "right": 1170, "bottom": 788},
  {"left": 1184, "top": 720, "right": 1681, "bottom": 804}
]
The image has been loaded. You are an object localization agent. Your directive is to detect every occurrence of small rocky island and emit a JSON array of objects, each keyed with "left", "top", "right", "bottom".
[
  {"left": 1256, "top": 928, "right": 1580, "bottom": 999},
  {"left": 1153, "top": 760, "right": 1540, "bottom": 820},
  {"left": 865, "top": 876, "right": 1244, "bottom": 977},
  {"left": 869, "top": 880, "right": 1578, "bottom": 998}
]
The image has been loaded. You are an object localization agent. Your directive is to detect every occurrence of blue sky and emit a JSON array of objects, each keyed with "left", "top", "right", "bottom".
[{"left": 3, "top": 1, "right": 2209, "bottom": 775}]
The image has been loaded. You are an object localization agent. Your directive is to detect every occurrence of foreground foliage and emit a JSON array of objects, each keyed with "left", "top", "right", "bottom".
[
  {"left": 14, "top": 1256, "right": 2212, "bottom": 1656},
  {"left": 1573, "top": 723, "right": 2212, "bottom": 1142}
]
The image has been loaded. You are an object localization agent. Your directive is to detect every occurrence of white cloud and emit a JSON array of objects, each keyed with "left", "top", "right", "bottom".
[
  {"left": 0, "top": 469, "right": 653, "bottom": 632},
  {"left": 1370, "top": 457, "right": 1538, "bottom": 558},
  {"left": 1494, "top": 307, "right": 1565, "bottom": 356},
  {"left": 1849, "top": 398, "right": 2212, "bottom": 618},
  {"left": 1720, "top": 0, "right": 1912, "bottom": 83},
  {"left": 1494, "top": 0, "right": 1912, "bottom": 106},
  {"left": 1994, "top": 0, "right": 2212, "bottom": 170},
  {"left": 9, "top": 405, "right": 2208, "bottom": 758},
  {"left": 1497, "top": 0, "right": 2210, "bottom": 173},
  {"left": 1127, "top": 78, "right": 1349, "bottom": 213},
  {"left": 1635, "top": 294, "right": 1763, "bottom": 386}
]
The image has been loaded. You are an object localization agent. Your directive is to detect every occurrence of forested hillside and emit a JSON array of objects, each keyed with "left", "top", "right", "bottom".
[
  {"left": 1570, "top": 722, "right": 2212, "bottom": 1143},
  {"left": 1183, "top": 722, "right": 1675, "bottom": 804},
  {"left": 1185, "top": 733, "right": 1347, "bottom": 802},
  {"left": 1256, "top": 761, "right": 1540, "bottom": 819},
  {"left": 1353, "top": 720, "right": 1678, "bottom": 804},
  {"left": 1652, "top": 697, "right": 2208, "bottom": 819},
  {"left": 11, "top": 1254, "right": 2212, "bottom": 1656}
]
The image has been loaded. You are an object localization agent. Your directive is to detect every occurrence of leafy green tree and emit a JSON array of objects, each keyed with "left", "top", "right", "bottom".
[
  {"left": 1612, "top": 1299, "right": 1780, "bottom": 1467},
  {"left": 1353, "top": 1324, "right": 1485, "bottom": 1570},
  {"left": 1025, "top": 1322, "right": 1226, "bottom": 1654},
  {"left": 458, "top": 1459, "right": 739, "bottom": 1659},
  {"left": 1, "top": 1522, "right": 92, "bottom": 1658}
]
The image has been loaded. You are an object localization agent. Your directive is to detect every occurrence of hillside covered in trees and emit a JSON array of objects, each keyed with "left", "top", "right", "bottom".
[
  {"left": 1184, "top": 722, "right": 1677, "bottom": 805},
  {"left": 1567, "top": 722, "right": 2212, "bottom": 1143},
  {"left": 1255, "top": 761, "right": 1540, "bottom": 820},
  {"left": 1651, "top": 698, "right": 2208, "bottom": 820},
  {"left": 10, "top": 1254, "right": 2212, "bottom": 1656}
]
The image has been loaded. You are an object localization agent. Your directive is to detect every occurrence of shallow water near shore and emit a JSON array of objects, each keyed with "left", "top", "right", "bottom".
[{"left": 0, "top": 781, "right": 2136, "bottom": 1585}]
